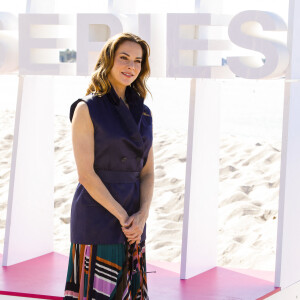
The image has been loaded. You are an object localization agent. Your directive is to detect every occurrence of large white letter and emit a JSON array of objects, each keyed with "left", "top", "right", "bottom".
[
  {"left": 167, "top": 13, "right": 233, "bottom": 78},
  {"left": 76, "top": 14, "right": 123, "bottom": 76},
  {"left": 138, "top": 14, "right": 166, "bottom": 77},
  {"left": 19, "top": 14, "right": 75, "bottom": 75},
  {"left": 227, "top": 10, "right": 289, "bottom": 79}
]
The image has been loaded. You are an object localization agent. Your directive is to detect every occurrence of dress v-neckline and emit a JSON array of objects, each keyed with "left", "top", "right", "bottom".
[
  {"left": 106, "top": 84, "right": 144, "bottom": 127},
  {"left": 120, "top": 98, "right": 130, "bottom": 111},
  {"left": 119, "top": 94, "right": 138, "bottom": 122}
]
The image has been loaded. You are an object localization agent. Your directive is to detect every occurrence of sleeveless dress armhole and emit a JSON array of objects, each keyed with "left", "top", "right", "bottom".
[{"left": 69, "top": 99, "right": 87, "bottom": 123}]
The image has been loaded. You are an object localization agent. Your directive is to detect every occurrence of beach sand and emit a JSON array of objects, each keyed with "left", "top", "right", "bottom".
[{"left": 0, "top": 108, "right": 281, "bottom": 271}]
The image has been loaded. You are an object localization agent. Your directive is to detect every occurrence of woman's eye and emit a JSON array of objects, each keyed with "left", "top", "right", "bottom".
[
  {"left": 120, "top": 56, "right": 127, "bottom": 60},
  {"left": 136, "top": 60, "right": 142, "bottom": 64}
]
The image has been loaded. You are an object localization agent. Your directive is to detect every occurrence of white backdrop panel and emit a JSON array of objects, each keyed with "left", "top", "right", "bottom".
[
  {"left": 2, "top": 76, "right": 54, "bottom": 266},
  {"left": 180, "top": 79, "right": 220, "bottom": 279}
]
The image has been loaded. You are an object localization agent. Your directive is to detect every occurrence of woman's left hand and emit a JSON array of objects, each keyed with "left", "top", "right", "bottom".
[{"left": 122, "top": 211, "right": 147, "bottom": 245}]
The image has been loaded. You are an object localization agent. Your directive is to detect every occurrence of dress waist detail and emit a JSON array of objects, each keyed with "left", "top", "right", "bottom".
[{"left": 94, "top": 168, "right": 140, "bottom": 183}]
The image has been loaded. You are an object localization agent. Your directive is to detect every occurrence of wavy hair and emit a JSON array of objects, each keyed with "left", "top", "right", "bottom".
[{"left": 86, "top": 32, "right": 151, "bottom": 99}]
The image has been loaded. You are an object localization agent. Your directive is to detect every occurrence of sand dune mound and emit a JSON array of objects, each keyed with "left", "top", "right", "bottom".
[{"left": 0, "top": 111, "right": 281, "bottom": 271}]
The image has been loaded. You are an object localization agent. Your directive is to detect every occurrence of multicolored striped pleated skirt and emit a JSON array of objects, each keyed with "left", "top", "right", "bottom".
[{"left": 63, "top": 241, "right": 148, "bottom": 300}]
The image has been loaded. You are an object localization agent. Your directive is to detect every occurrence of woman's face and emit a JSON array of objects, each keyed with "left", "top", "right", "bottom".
[{"left": 108, "top": 40, "right": 143, "bottom": 93}]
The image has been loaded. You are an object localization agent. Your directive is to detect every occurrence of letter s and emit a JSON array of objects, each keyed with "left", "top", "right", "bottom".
[{"left": 227, "top": 10, "right": 289, "bottom": 79}]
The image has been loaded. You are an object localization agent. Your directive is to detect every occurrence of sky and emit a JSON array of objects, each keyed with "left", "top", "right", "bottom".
[{"left": 0, "top": 0, "right": 289, "bottom": 21}]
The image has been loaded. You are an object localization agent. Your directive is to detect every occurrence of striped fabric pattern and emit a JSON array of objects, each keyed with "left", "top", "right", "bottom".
[{"left": 64, "top": 241, "right": 148, "bottom": 300}]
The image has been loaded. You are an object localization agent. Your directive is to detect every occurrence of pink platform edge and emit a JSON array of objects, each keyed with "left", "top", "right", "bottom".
[{"left": 0, "top": 252, "right": 280, "bottom": 299}]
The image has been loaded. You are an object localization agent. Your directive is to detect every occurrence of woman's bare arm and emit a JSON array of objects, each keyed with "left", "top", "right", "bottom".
[
  {"left": 71, "top": 101, "right": 129, "bottom": 226},
  {"left": 139, "top": 145, "right": 154, "bottom": 220},
  {"left": 122, "top": 145, "right": 154, "bottom": 244}
]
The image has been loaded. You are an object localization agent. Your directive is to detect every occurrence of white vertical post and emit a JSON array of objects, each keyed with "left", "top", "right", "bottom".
[
  {"left": 26, "top": 0, "right": 55, "bottom": 13},
  {"left": 180, "top": 0, "right": 222, "bottom": 279},
  {"left": 2, "top": 76, "right": 54, "bottom": 266},
  {"left": 275, "top": 0, "right": 300, "bottom": 289},
  {"left": 180, "top": 79, "right": 220, "bottom": 279},
  {"left": 2, "top": 0, "right": 55, "bottom": 266}
]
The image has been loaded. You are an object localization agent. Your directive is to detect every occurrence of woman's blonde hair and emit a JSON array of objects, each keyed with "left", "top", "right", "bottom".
[{"left": 86, "top": 32, "right": 151, "bottom": 99}]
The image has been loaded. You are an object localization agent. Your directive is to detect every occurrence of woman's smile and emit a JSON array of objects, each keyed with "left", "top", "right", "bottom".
[{"left": 121, "top": 71, "right": 134, "bottom": 78}]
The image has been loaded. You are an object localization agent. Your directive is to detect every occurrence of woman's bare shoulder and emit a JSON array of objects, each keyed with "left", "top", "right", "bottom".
[
  {"left": 72, "top": 100, "right": 93, "bottom": 130},
  {"left": 75, "top": 100, "right": 88, "bottom": 110}
]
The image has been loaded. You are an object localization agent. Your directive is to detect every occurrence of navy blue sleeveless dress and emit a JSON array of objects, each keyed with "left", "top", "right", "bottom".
[{"left": 64, "top": 85, "right": 152, "bottom": 300}]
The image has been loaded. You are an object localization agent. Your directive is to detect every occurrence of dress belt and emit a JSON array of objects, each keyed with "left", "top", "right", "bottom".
[{"left": 94, "top": 168, "right": 140, "bottom": 183}]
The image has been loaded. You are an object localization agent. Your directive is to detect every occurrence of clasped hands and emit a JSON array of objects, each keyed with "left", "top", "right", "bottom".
[{"left": 121, "top": 211, "right": 146, "bottom": 245}]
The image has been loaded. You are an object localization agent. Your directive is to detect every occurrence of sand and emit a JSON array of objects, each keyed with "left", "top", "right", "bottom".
[{"left": 0, "top": 107, "right": 281, "bottom": 271}]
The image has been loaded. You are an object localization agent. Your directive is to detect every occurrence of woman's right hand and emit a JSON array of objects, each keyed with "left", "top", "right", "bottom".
[
  {"left": 119, "top": 213, "right": 142, "bottom": 245},
  {"left": 119, "top": 211, "right": 130, "bottom": 228},
  {"left": 121, "top": 214, "right": 143, "bottom": 245}
]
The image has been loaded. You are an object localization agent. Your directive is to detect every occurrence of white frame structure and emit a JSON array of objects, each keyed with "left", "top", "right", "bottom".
[{"left": 2, "top": 0, "right": 300, "bottom": 294}]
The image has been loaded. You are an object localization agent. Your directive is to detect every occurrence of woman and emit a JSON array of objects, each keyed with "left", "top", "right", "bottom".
[{"left": 64, "top": 32, "right": 154, "bottom": 300}]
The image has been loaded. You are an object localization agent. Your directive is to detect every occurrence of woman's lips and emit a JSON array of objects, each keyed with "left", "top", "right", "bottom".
[{"left": 121, "top": 72, "right": 133, "bottom": 78}]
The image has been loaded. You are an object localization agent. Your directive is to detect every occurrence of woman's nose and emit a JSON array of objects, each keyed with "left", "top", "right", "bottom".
[{"left": 128, "top": 60, "right": 135, "bottom": 70}]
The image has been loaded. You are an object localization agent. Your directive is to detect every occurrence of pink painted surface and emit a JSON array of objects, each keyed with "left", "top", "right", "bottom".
[
  {"left": 0, "top": 253, "right": 280, "bottom": 299},
  {"left": 227, "top": 267, "right": 275, "bottom": 283},
  {"left": 147, "top": 260, "right": 181, "bottom": 274},
  {"left": 0, "top": 252, "right": 67, "bottom": 299},
  {"left": 146, "top": 264, "right": 280, "bottom": 300}
]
